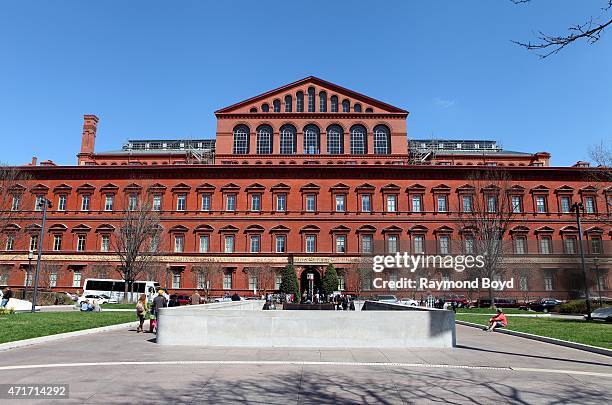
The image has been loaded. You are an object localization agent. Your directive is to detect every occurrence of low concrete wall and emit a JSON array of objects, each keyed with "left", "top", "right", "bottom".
[{"left": 157, "top": 300, "right": 456, "bottom": 348}]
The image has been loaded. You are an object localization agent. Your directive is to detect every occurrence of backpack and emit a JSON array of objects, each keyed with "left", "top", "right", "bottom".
[{"left": 136, "top": 302, "right": 144, "bottom": 314}]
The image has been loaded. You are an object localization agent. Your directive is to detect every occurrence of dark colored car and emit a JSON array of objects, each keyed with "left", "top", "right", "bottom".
[
  {"left": 527, "top": 298, "right": 561, "bottom": 312},
  {"left": 176, "top": 295, "right": 191, "bottom": 305},
  {"left": 439, "top": 295, "right": 469, "bottom": 308},
  {"left": 586, "top": 307, "right": 612, "bottom": 322},
  {"left": 477, "top": 298, "right": 520, "bottom": 308}
]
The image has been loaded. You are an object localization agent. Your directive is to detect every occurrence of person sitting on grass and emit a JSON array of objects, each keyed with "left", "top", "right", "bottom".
[{"left": 485, "top": 308, "right": 507, "bottom": 332}]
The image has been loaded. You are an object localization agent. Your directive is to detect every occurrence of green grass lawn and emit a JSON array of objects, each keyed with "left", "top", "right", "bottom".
[
  {"left": 100, "top": 303, "right": 136, "bottom": 309},
  {"left": 456, "top": 314, "right": 612, "bottom": 349},
  {"left": 0, "top": 312, "right": 137, "bottom": 344},
  {"left": 456, "top": 308, "right": 527, "bottom": 315}
]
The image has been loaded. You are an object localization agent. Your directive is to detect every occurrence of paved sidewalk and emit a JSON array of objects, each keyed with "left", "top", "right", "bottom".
[{"left": 0, "top": 324, "right": 609, "bottom": 404}]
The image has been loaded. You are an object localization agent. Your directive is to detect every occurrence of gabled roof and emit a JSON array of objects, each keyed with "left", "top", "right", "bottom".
[{"left": 215, "top": 76, "right": 408, "bottom": 115}]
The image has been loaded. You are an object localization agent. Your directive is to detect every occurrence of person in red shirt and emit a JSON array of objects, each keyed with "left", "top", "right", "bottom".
[{"left": 486, "top": 308, "right": 508, "bottom": 332}]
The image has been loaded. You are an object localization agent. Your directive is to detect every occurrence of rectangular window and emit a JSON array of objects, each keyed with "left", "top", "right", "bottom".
[
  {"left": 275, "top": 235, "right": 286, "bottom": 253},
  {"left": 104, "top": 195, "right": 114, "bottom": 211},
  {"left": 172, "top": 272, "right": 181, "bottom": 289},
  {"left": 150, "top": 234, "right": 160, "bottom": 252},
  {"left": 101, "top": 235, "right": 110, "bottom": 252},
  {"left": 197, "top": 273, "right": 206, "bottom": 289},
  {"left": 437, "top": 196, "right": 447, "bottom": 213},
  {"left": 438, "top": 236, "right": 449, "bottom": 254},
  {"left": 464, "top": 237, "right": 474, "bottom": 254},
  {"left": 223, "top": 272, "right": 232, "bottom": 290},
  {"left": 35, "top": 195, "right": 44, "bottom": 211},
  {"left": 11, "top": 195, "right": 20, "bottom": 211},
  {"left": 590, "top": 237, "right": 602, "bottom": 254},
  {"left": 201, "top": 194, "right": 211, "bottom": 211},
  {"left": 58, "top": 195, "right": 67, "bottom": 211},
  {"left": 514, "top": 237, "right": 526, "bottom": 254},
  {"left": 174, "top": 235, "right": 184, "bottom": 253},
  {"left": 305, "top": 235, "right": 316, "bottom": 253},
  {"left": 306, "top": 194, "right": 316, "bottom": 212},
  {"left": 336, "top": 235, "right": 346, "bottom": 253},
  {"left": 49, "top": 272, "right": 58, "bottom": 288},
  {"left": 77, "top": 235, "right": 86, "bottom": 251},
  {"left": 152, "top": 195, "right": 162, "bottom": 211},
  {"left": 519, "top": 275, "right": 528, "bottom": 291},
  {"left": 250, "top": 235, "right": 260, "bottom": 253},
  {"left": 335, "top": 195, "right": 345, "bottom": 212},
  {"left": 176, "top": 194, "right": 186, "bottom": 211},
  {"left": 6, "top": 235, "right": 14, "bottom": 251},
  {"left": 338, "top": 275, "right": 345, "bottom": 291},
  {"left": 53, "top": 235, "right": 62, "bottom": 251},
  {"left": 539, "top": 237, "right": 552, "bottom": 254},
  {"left": 361, "top": 235, "right": 373, "bottom": 253},
  {"left": 25, "top": 271, "right": 33, "bottom": 287},
  {"left": 80, "top": 195, "right": 90, "bottom": 211},
  {"left": 249, "top": 276, "right": 258, "bottom": 292},
  {"left": 511, "top": 196, "right": 521, "bottom": 213},
  {"left": 224, "top": 235, "right": 235, "bottom": 253},
  {"left": 584, "top": 197, "right": 595, "bottom": 213},
  {"left": 387, "top": 235, "right": 398, "bottom": 254},
  {"left": 199, "top": 235, "right": 209, "bottom": 253},
  {"left": 560, "top": 196, "right": 571, "bottom": 213},
  {"left": 276, "top": 194, "right": 286, "bottom": 212},
  {"left": 251, "top": 194, "right": 261, "bottom": 212},
  {"left": 128, "top": 194, "right": 138, "bottom": 210},
  {"left": 536, "top": 196, "right": 546, "bottom": 213},
  {"left": 361, "top": 195, "right": 371, "bottom": 212},
  {"left": 487, "top": 196, "right": 497, "bottom": 213},
  {"left": 413, "top": 235, "right": 424, "bottom": 254},
  {"left": 389, "top": 273, "right": 398, "bottom": 291},
  {"left": 411, "top": 196, "right": 421, "bottom": 212},
  {"left": 225, "top": 194, "right": 236, "bottom": 211},
  {"left": 564, "top": 237, "right": 576, "bottom": 254},
  {"left": 386, "top": 195, "right": 397, "bottom": 212},
  {"left": 463, "top": 195, "right": 472, "bottom": 213},
  {"left": 72, "top": 271, "right": 82, "bottom": 288},
  {"left": 544, "top": 275, "right": 553, "bottom": 291},
  {"left": 275, "top": 274, "right": 282, "bottom": 290},
  {"left": 29, "top": 235, "right": 38, "bottom": 251}
]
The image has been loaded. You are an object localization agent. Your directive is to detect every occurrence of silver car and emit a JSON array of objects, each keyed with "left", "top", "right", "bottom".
[{"left": 586, "top": 307, "right": 612, "bottom": 322}]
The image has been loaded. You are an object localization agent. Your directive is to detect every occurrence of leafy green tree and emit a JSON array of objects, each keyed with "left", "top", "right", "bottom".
[
  {"left": 279, "top": 264, "right": 299, "bottom": 301},
  {"left": 321, "top": 263, "right": 339, "bottom": 297}
]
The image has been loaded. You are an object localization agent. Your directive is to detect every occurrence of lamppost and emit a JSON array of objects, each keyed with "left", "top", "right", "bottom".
[
  {"left": 571, "top": 202, "right": 591, "bottom": 320},
  {"left": 593, "top": 257, "right": 602, "bottom": 308},
  {"left": 25, "top": 250, "right": 33, "bottom": 299},
  {"left": 31, "top": 198, "right": 52, "bottom": 313}
]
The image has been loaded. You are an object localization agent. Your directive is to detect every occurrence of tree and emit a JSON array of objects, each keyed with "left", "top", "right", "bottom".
[
  {"left": 512, "top": 0, "right": 612, "bottom": 58},
  {"left": 0, "top": 165, "right": 30, "bottom": 255},
  {"left": 346, "top": 262, "right": 373, "bottom": 298},
  {"left": 191, "top": 262, "right": 224, "bottom": 301},
  {"left": 321, "top": 263, "right": 339, "bottom": 297},
  {"left": 38, "top": 262, "right": 61, "bottom": 290},
  {"left": 244, "top": 265, "right": 275, "bottom": 296},
  {"left": 458, "top": 169, "right": 517, "bottom": 307},
  {"left": 512, "top": 268, "right": 535, "bottom": 304},
  {"left": 279, "top": 264, "right": 299, "bottom": 302},
  {"left": 112, "top": 195, "right": 162, "bottom": 302},
  {"left": 89, "top": 263, "right": 113, "bottom": 279}
]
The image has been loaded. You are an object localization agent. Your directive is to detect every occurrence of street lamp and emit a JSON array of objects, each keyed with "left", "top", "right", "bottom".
[
  {"left": 593, "top": 257, "right": 602, "bottom": 308},
  {"left": 571, "top": 202, "right": 591, "bottom": 321},
  {"left": 25, "top": 250, "right": 33, "bottom": 299},
  {"left": 31, "top": 198, "right": 52, "bottom": 313}
]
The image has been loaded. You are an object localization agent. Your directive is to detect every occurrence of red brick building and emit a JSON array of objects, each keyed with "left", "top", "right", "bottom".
[{"left": 1, "top": 77, "right": 610, "bottom": 300}]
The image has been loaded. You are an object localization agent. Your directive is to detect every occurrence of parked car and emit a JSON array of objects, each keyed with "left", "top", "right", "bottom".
[
  {"left": 398, "top": 298, "right": 419, "bottom": 306},
  {"left": 586, "top": 307, "right": 612, "bottom": 322},
  {"left": 60, "top": 291, "right": 78, "bottom": 301},
  {"left": 176, "top": 295, "right": 191, "bottom": 305},
  {"left": 377, "top": 295, "right": 398, "bottom": 304},
  {"left": 439, "top": 295, "right": 468, "bottom": 308},
  {"left": 477, "top": 298, "right": 520, "bottom": 308},
  {"left": 526, "top": 298, "right": 561, "bottom": 312},
  {"left": 77, "top": 294, "right": 117, "bottom": 305}
]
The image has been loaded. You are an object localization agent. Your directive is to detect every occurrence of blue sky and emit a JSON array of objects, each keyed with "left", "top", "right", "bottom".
[{"left": 1, "top": 1, "right": 610, "bottom": 166}]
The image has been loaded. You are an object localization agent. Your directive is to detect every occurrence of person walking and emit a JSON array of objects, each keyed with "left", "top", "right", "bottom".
[
  {"left": 0, "top": 287, "right": 12, "bottom": 308},
  {"left": 190, "top": 290, "right": 201, "bottom": 305},
  {"left": 151, "top": 290, "right": 168, "bottom": 333},
  {"left": 135, "top": 294, "right": 148, "bottom": 333}
]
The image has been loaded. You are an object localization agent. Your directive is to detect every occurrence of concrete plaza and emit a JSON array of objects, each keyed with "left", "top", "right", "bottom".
[{"left": 0, "top": 324, "right": 610, "bottom": 404}]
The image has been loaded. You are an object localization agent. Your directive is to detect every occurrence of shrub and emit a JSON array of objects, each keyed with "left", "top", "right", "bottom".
[
  {"left": 321, "top": 263, "right": 339, "bottom": 297},
  {"left": 279, "top": 265, "right": 299, "bottom": 301},
  {"left": 559, "top": 299, "right": 610, "bottom": 314}
]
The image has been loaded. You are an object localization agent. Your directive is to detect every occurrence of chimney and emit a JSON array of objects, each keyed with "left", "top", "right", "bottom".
[
  {"left": 31, "top": 156, "right": 37, "bottom": 166},
  {"left": 80, "top": 114, "right": 99, "bottom": 154}
]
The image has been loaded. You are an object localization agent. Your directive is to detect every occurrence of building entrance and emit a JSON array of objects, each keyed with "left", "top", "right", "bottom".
[{"left": 300, "top": 267, "right": 322, "bottom": 301}]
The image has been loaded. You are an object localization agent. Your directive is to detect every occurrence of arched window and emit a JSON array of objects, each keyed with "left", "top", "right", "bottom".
[
  {"left": 307, "top": 87, "right": 315, "bottom": 112},
  {"left": 319, "top": 91, "right": 327, "bottom": 112},
  {"left": 249, "top": 107, "right": 257, "bottom": 113},
  {"left": 330, "top": 96, "right": 339, "bottom": 112},
  {"left": 373, "top": 125, "right": 391, "bottom": 154},
  {"left": 256, "top": 125, "right": 273, "bottom": 154},
  {"left": 350, "top": 125, "right": 367, "bottom": 154},
  {"left": 365, "top": 107, "right": 373, "bottom": 113},
  {"left": 284, "top": 95, "right": 292, "bottom": 112},
  {"left": 232, "top": 125, "right": 250, "bottom": 154},
  {"left": 354, "top": 103, "right": 362, "bottom": 112},
  {"left": 296, "top": 91, "right": 304, "bottom": 112},
  {"left": 279, "top": 124, "right": 296, "bottom": 154},
  {"left": 303, "top": 124, "right": 320, "bottom": 154},
  {"left": 327, "top": 125, "right": 344, "bottom": 154},
  {"left": 273, "top": 99, "right": 281, "bottom": 113},
  {"left": 342, "top": 99, "right": 350, "bottom": 112},
  {"left": 261, "top": 103, "right": 270, "bottom": 112}
]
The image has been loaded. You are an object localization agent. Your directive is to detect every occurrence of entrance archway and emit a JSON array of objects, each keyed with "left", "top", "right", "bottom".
[{"left": 300, "top": 266, "right": 321, "bottom": 301}]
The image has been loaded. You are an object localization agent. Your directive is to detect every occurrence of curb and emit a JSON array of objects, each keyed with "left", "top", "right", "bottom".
[
  {"left": 0, "top": 321, "right": 139, "bottom": 352},
  {"left": 456, "top": 320, "right": 612, "bottom": 357}
]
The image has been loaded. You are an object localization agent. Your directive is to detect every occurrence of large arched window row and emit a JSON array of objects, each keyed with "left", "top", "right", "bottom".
[
  {"left": 319, "top": 91, "right": 327, "bottom": 112},
  {"left": 303, "top": 124, "right": 320, "bottom": 154},
  {"left": 273, "top": 99, "right": 281, "bottom": 113},
  {"left": 279, "top": 124, "right": 297, "bottom": 155},
  {"left": 342, "top": 99, "right": 350, "bottom": 113},
  {"left": 256, "top": 125, "right": 273, "bottom": 154},
  {"left": 296, "top": 91, "right": 304, "bottom": 112},
  {"left": 284, "top": 95, "right": 292, "bottom": 112},
  {"left": 373, "top": 124, "right": 391, "bottom": 155},
  {"left": 354, "top": 103, "right": 362, "bottom": 112},
  {"left": 261, "top": 103, "right": 270, "bottom": 112},
  {"left": 326, "top": 125, "right": 344, "bottom": 154},
  {"left": 350, "top": 125, "right": 367, "bottom": 154},
  {"left": 232, "top": 125, "right": 250, "bottom": 155},
  {"left": 330, "top": 95, "right": 339, "bottom": 112}
]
